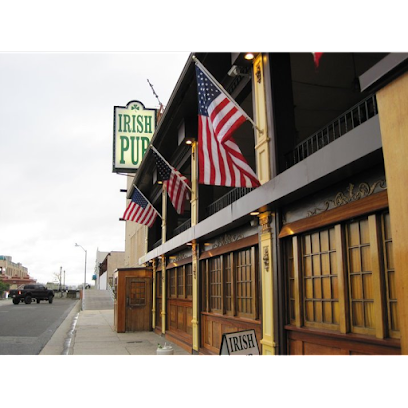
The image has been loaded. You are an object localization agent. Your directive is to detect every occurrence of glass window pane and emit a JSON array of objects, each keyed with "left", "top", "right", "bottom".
[
  {"left": 305, "top": 278, "right": 313, "bottom": 298},
  {"left": 349, "top": 248, "right": 361, "bottom": 273},
  {"left": 359, "top": 219, "right": 370, "bottom": 244},
  {"left": 364, "top": 302, "right": 375, "bottom": 328},
  {"left": 322, "top": 277, "right": 332, "bottom": 299},
  {"left": 361, "top": 246, "right": 371, "bottom": 272},
  {"left": 305, "top": 300, "right": 314, "bottom": 321},
  {"left": 351, "top": 275, "right": 363, "bottom": 299},
  {"left": 352, "top": 302, "right": 364, "bottom": 327},
  {"left": 323, "top": 302, "right": 332, "bottom": 323}
]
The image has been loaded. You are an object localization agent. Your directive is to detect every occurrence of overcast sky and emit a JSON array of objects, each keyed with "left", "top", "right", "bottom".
[{"left": 0, "top": 52, "right": 189, "bottom": 286}]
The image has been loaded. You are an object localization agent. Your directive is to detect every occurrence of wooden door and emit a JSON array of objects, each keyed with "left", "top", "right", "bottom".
[{"left": 125, "top": 277, "right": 152, "bottom": 331}]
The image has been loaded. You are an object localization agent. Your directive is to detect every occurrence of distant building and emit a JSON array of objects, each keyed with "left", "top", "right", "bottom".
[
  {"left": 0, "top": 255, "right": 36, "bottom": 289},
  {"left": 96, "top": 250, "right": 125, "bottom": 290}
]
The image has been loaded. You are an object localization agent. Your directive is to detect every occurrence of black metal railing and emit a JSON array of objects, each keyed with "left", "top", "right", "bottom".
[
  {"left": 173, "top": 219, "right": 191, "bottom": 236},
  {"left": 206, "top": 187, "right": 254, "bottom": 217},
  {"left": 285, "top": 94, "right": 378, "bottom": 168},
  {"left": 152, "top": 238, "right": 162, "bottom": 249}
]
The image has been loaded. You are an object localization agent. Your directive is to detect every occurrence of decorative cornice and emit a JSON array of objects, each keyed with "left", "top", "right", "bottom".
[
  {"left": 212, "top": 233, "right": 245, "bottom": 249},
  {"left": 307, "top": 180, "right": 387, "bottom": 217}
]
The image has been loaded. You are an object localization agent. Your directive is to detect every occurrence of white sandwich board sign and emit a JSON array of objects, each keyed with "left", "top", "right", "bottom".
[{"left": 219, "top": 329, "right": 260, "bottom": 355}]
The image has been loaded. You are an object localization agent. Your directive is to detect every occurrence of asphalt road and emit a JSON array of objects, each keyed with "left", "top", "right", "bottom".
[{"left": 0, "top": 297, "right": 78, "bottom": 355}]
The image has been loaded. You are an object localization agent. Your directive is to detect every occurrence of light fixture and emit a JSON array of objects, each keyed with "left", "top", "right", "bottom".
[
  {"left": 244, "top": 53, "right": 255, "bottom": 60},
  {"left": 250, "top": 211, "right": 260, "bottom": 216},
  {"left": 185, "top": 139, "right": 193, "bottom": 145},
  {"left": 227, "top": 65, "right": 251, "bottom": 78}
]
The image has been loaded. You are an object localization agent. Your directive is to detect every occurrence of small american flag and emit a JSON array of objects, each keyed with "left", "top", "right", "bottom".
[
  {"left": 153, "top": 149, "right": 190, "bottom": 215},
  {"left": 195, "top": 64, "right": 260, "bottom": 188},
  {"left": 123, "top": 186, "right": 158, "bottom": 227}
]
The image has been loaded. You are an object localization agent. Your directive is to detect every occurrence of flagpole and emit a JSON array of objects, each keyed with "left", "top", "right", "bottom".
[
  {"left": 150, "top": 145, "right": 192, "bottom": 192},
  {"left": 192, "top": 55, "right": 263, "bottom": 135},
  {"left": 132, "top": 184, "right": 162, "bottom": 219}
]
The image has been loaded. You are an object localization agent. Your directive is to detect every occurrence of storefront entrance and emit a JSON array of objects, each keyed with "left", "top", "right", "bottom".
[
  {"left": 113, "top": 267, "right": 152, "bottom": 333},
  {"left": 125, "top": 277, "right": 152, "bottom": 332}
]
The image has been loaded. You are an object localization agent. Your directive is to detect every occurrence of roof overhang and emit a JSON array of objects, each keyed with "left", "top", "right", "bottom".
[{"left": 359, "top": 53, "right": 408, "bottom": 93}]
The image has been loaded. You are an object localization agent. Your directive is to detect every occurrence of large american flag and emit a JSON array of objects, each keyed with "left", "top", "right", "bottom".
[
  {"left": 153, "top": 149, "right": 190, "bottom": 215},
  {"left": 122, "top": 186, "right": 158, "bottom": 227},
  {"left": 195, "top": 64, "right": 260, "bottom": 188}
]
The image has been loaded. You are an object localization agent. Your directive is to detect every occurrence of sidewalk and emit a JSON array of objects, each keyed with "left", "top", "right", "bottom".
[{"left": 41, "top": 289, "right": 190, "bottom": 355}]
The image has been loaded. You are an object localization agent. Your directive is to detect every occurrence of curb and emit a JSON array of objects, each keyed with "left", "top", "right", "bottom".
[{"left": 40, "top": 300, "right": 82, "bottom": 355}]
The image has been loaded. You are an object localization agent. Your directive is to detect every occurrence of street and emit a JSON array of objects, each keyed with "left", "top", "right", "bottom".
[{"left": 0, "top": 297, "right": 78, "bottom": 355}]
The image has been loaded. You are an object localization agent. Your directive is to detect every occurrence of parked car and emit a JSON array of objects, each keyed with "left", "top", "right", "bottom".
[{"left": 9, "top": 284, "right": 55, "bottom": 305}]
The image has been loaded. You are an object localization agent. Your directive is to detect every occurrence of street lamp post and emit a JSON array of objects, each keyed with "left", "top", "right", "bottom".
[{"left": 75, "top": 243, "right": 87, "bottom": 310}]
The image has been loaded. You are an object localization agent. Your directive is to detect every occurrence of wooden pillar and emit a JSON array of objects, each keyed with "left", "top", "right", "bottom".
[
  {"left": 161, "top": 254, "right": 166, "bottom": 334},
  {"left": 259, "top": 211, "right": 276, "bottom": 355},
  {"left": 253, "top": 53, "right": 271, "bottom": 184},
  {"left": 191, "top": 141, "right": 199, "bottom": 226},
  {"left": 190, "top": 140, "right": 200, "bottom": 352},
  {"left": 162, "top": 185, "right": 167, "bottom": 244},
  {"left": 191, "top": 240, "right": 199, "bottom": 353},
  {"left": 377, "top": 71, "right": 408, "bottom": 354},
  {"left": 152, "top": 258, "right": 156, "bottom": 329}
]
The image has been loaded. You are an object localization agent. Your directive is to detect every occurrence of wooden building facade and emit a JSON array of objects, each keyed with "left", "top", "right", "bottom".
[{"left": 122, "top": 52, "right": 408, "bottom": 355}]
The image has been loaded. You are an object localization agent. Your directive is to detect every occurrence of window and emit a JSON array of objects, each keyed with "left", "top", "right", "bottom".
[
  {"left": 285, "top": 239, "right": 296, "bottom": 325},
  {"left": 209, "top": 257, "right": 222, "bottom": 312},
  {"left": 236, "top": 248, "right": 256, "bottom": 318},
  {"left": 225, "top": 254, "right": 232, "bottom": 314},
  {"left": 286, "top": 210, "right": 399, "bottom": 339},
  {"left": 202, "top": 246, "right": 258, "bottom": 320},
  {"left": 302, "top": 227, "right": 339, "bottom": 329},
  {"left": 157, "top": 271, "right": 162, "bottom": 298},
  {"left": 177, "top": 267, "right": 184, "bottom": 298},
  {"left": 169, "top": 269, "right": 176, "bottom": 297},
  {"left": 382, "top": 211, "right": 399, "bottom": 338},
  {"left": 346, "top": 217, "right": 375, "bottom": 334},
  {"left": 130, "top": 281, "right": 146, "bottom": 306},
  {"left": 167, "top": 265, "right": 192, "bottom": 300},
  {"left": 186, "top": 264, "right": 193, "bottom": 298}
]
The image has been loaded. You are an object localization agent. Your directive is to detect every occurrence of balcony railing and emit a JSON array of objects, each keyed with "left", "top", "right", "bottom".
[
  {"left": 206, "top": 187, "right": 254, "bottom": 217},
  {"left": 173, "top": 219, "right": 191, "bottom": 236},
  {"left": 285, "top": 94, "right": 378, "bottom": 169}
]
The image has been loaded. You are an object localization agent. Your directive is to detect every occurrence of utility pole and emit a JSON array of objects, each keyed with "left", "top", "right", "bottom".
[{"left": 59, "top": 266, "right": 62, "bottom": 298}]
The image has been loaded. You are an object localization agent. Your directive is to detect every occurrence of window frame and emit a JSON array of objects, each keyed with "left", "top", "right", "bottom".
[
  {"left": 201, "top": 245, "right": 258, "bottom": 320},
  {"left": 166, "top": 264, "right": 193, "bottom": 301},
  {"left": 300, "top": 226, "right": 342, "bottom": 332},
  {"left": 285, "top": 209, "right": 398, "bottom": 340}
]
